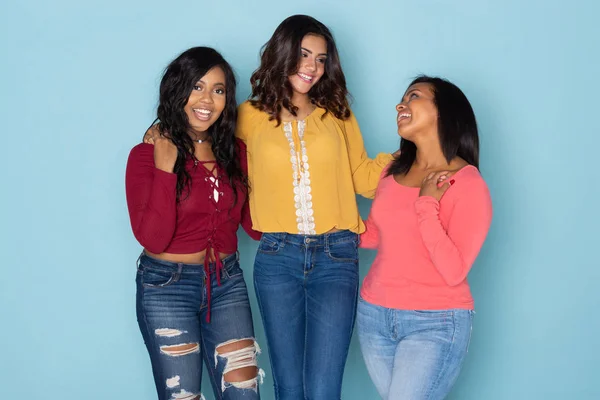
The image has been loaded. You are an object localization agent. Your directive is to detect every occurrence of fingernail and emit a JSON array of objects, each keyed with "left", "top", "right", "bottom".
[{"left": 449, "top": 179, "right": 455, "bottom": 185}]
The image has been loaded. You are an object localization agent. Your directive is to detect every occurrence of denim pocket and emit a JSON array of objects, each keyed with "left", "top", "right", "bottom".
[
  {"left": 411, "top": 310, "right": 454, "bottom": 327},
  {"left": 257, "top": 235, "right": 282, "bottom": 254},
  {"left": 466, "top": 310, "right": 475, "bottom": 352},
  {"left": 223, "top": 263, "right": 243, "bottom": 279},
  {"left": 325, "top": 239, "right": 358, "bottom": 262},
  {"left": 139, "top": 265, "right": 177, "bottom": 288},
  {"left": 412, "top": 310, "right": 452, "bottom": 317}
]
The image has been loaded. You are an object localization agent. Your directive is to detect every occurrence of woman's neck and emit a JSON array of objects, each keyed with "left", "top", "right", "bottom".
[
  {"left": 291, "top": 92, "right": 311, "bottom": 109},
  {"left": 188, "top": 130, "right": 209, "bottom": 143},
  {"left": 413, "top": 136, "right": 450, "bottom": 171},
  {"left": 281, "top": 92, "right": 315, "bottom": 121}
]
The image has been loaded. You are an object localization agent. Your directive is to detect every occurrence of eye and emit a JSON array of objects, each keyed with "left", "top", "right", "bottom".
[
  {"left": 193, "top": 85, "right": 203, "bottom": 91},
  {"left": 409, "top": 92, "right": 419, "bottom": 99},
  {"left": 317, "top": 58, "right": 326, "bottom": 64},
  {"left": 301, "top": 52, "right": 309, "bottom": 58},
  {"left": 214, "top": 88, "right": 225, "bottom": 95}
]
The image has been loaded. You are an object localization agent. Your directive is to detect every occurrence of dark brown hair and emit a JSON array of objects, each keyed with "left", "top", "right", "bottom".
[{"left": 249, "top": 15, "right": 350, "bottom": 125}]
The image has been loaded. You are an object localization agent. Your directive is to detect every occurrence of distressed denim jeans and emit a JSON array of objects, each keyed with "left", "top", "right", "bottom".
[{"left": 136, "top": 252, "right": 263, "bottom": 400}]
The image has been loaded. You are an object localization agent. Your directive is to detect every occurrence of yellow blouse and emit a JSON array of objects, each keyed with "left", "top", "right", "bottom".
[{"left": 235, "top": 101, "right": 393, "bottom": 235}]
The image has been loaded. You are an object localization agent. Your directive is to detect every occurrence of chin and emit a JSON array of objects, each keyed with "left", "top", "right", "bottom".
[
  {"left": 191, "top": 123, "right": 211, "bottom": 133},
  {"left": 291, "top": 79, "right": 316, "bottom": 94},
  {"left": 397, "top": 131, "right": 412, "bottom": 141},
  {"left": 292, "top": 86, "right": 311, "bottom": 95}
]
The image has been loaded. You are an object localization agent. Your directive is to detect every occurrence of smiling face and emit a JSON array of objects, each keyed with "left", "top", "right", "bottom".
[
  {"left": 184, "top": 66, "right": 227, "bottom": 137},
  {"left": 395, "top": 82, "right": 439, "bottom": 141},
  {"left": 287, "top": 34, "right": 327, "bottom": 96}
]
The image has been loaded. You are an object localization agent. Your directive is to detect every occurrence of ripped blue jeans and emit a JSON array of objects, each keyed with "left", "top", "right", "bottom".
[{"left": 136, "top": 252, "right": 263, "bottom": 400}]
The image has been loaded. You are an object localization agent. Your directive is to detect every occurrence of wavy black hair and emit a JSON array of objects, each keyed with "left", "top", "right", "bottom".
[
  {"left": 388, "top": 76, "right": 479, "bottom": 176},
  {"left": 249, "top": 15, "right": 350, "bottom": 125},
  {"left": 152, "top": 46, "right": 245, "bottom": 202}
]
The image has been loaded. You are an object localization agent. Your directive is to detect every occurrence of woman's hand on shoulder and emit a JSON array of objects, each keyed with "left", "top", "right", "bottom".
[
  {"left": 144, "top": 126, "right": 177, "bottom": 173},
  {"left": 143, "top": 125, "right": 160, "bottom": 145}
]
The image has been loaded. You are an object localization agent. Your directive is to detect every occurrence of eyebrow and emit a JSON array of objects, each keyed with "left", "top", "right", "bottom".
[
  {"left": 403, "top": 88, "right": 420, "bottom": 100},
  {"left": 195, "top": 80, "right": 226, "bottom": 87},
  {"left": 301, "top": 47, "right": 328, "bottom": 57}
]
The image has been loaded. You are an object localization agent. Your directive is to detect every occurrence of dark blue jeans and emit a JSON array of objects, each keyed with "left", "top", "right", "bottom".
[
  {"left": 253, "top": 231, "right": 359, "bottom": 400},
  {"left": 136, "top": 252, "right": 262, "bottom": 400}
]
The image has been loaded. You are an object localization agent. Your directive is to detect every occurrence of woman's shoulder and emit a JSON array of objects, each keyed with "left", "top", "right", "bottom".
[
  {"left": 455, "top": 164, "right": 485, "bottom": 182},
  {"left": 235, "top": 137, "right": 247, "bottom": 153},
  {"left": 318, "top": 105, "right": 353, "bottom": 122},
  {"left": 315, "top": 106, "right": 355, "bottom": 137},
  {"left": 128, "top": 143, "right": 154, "bottom": 159},
  {"left": 238, "top": 100, "right": 265, "bottom": 119},
  {"left": 451, "top": 165, "right": 490, "bottom": 199},
  {"left": 236, "top": 100, "right": 270, "bottom": 134}
]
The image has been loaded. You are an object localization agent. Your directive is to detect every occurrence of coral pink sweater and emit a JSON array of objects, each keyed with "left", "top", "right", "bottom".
[{"left": 360, "top": 165, "right": 492, "bottom": 310}]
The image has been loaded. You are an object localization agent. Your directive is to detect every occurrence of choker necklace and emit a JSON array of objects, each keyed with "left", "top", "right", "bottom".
[{"left": 194, "top": 137, "right": 208, "bottom": 144}]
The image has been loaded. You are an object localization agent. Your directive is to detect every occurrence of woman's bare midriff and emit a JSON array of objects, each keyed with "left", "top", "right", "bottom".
[
  {"left": 144, "top": 249, "right": 232, "bottom": 264},
  {"left": 147, "top": 228, "right": 342, "bottom": 264}
]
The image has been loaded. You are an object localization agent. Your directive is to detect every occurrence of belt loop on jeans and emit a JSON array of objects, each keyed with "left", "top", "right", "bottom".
[
  {"left": 175, "top": 263, "right": 183, "bottom": 281},
  {"left": 136, "top": 252, "right": 143, "bottom": 268}
]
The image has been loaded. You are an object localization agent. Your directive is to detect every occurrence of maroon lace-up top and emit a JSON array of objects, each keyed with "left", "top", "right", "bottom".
[{"left": 125, "top": 139, "right": 261, "bottom": 320}]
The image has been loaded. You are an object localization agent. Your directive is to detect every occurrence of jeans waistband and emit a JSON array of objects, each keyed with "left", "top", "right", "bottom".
[
  {"left": 138, "top": 251, "right": 239, "bottom": 275},
  {"left": 261, "top": 230, "right": 358, "bottom": 247}
]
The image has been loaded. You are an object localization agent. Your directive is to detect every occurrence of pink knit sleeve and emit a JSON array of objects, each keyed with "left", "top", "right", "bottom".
[
  {"left": 359, "top": 217, "right": 380, "bottom": 249},
  {"left": 414, "top": 176, "right": 492, "bottom": 286},
  {"left": 359, "top": 164, "right": 393, "bottom": 249}
]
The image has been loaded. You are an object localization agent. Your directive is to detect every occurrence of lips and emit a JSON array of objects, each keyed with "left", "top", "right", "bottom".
[
  {"left": 397, "top": 112, "right": 412, "bottom": 123},
  {"left": 192, "top": 108, "right": 212, "bottom": 121},
  {"left": 297, "top": 72, "right": 314, "bottom": 83}
]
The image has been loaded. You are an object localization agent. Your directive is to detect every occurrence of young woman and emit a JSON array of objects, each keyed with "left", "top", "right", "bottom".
[
  {"left": 126, "top": 47, "right": 263, "bottom": 400},
  {"left": 235, "top": 15, "right": 394, "bottom": 400},
  {"left": 357, "top": 76, "right": 493, "bottom": 399}
]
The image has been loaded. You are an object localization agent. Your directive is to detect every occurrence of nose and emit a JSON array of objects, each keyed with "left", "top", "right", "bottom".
[
  {"left": 304, "top": 57, "right": 317, "bottom": 72},
  {"left": 199, "top": 89, "right": 214, "bottom": 104},
  {"left": 396, "top": 103, "right": 407, "bottom": 112}
]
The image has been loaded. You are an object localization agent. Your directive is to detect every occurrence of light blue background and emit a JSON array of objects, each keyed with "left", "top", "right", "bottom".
[{"left": 1, "top": 0, "right": 598, "bottom": 398}]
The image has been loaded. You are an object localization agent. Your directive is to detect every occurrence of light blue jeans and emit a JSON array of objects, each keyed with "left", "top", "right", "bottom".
[{"left": 357, "top": 296, "right": 473, "bottom": 400}]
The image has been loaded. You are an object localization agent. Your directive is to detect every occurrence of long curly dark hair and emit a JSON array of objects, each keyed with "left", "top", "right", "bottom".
[
  {"left": 388, "top": 76, "right": 479, "bottom": 177},
  {"left": 153, "top": 46, "right": 246, "bottom": 202},
  {"left": 249, "top": 15, "right": 351, "bottom": 125}
]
